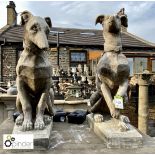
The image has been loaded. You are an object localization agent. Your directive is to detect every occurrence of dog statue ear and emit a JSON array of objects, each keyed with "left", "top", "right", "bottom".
[
  {"left": 20, "top": 11, "right": 33, "bottom": 25},
  {"left": 45, "top": 17, "right": 52, "bottom": 28},
  {"left": 120, "top": 15, "right": 128, "bottom": 28},
  {"left": 95, "top": 15, "right": 104, "bottom": 25},
  {"left": 117, "top": 8, "right": 128, "bottom": 28}
]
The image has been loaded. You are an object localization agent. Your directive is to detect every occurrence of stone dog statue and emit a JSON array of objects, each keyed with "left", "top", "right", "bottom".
[
  {"left": 89, "top": 9, "right": 130, "bottom": 130},
  {"left": 15, "top": 11, "right": 54, "bottom": 131}
]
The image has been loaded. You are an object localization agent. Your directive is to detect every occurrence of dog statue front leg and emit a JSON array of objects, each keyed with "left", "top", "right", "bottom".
[
  {"left": 116, "top": 79, "right": 130, "bottom": 124},
  {"left": 116, "top": 79, "right": 128, "bottom": 97},
  {"left": 34, "top": 91, "right": 48, "bottom": 130},
  {"left": 17, "top": 78, "right": 33, "bottom": 131},
  {"left": 100, "top": 82, "right": 120, "bottom": 118}
]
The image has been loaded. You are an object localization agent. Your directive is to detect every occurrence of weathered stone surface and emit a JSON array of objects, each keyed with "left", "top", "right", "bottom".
[
  {"left": 15, "top": 11, "right": 54, "bottom": 131},
  {"left": 90, "top": 9, "right": 130, "bottom": 122},
  {"left": 137, "top": 72, "right": 153, "bottom": 134},
  {"left": 87, "top": 114, "right": 143, "bottom": 149},
  {"left": 95, "top": 8, "right": 128, "bottom": 52},
  {"left": 1, "top": 121, "right": 155, "bottom": 153},
  {"left": 12, "top": 120, "right": 53, "bottom": 149}
]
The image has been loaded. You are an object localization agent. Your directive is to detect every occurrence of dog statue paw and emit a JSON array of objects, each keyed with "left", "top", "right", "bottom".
[{"left": 94, "top": 114, "right": 104, "bottom": 123}]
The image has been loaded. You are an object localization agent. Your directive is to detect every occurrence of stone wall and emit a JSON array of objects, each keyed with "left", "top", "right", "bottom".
[
  {"left": 47, "top": 48, "right": 70, "bottom": 72},
  {"left": 1, "top": 46, "right": 91, "bottom": 80},
  {"left": 59, "top": 48, "right": 70, "bottom": 71},
  {"left": 1, "top": 46, "right": 88, "bottom": 83},
  {"left": 47, "top": 50, "right": 58, "bottom": 72},
  {"left": 48, "top": 48, "right": 90, "bottom": 72},
  {"left": 0, "top": 102, "right": 8, "bottom": 124},
  {"left": 1, "top": 46, "right": 17, "bottom": 84},
  {"left": 1, "top": 46, "right": 71, "bottom": 83}
]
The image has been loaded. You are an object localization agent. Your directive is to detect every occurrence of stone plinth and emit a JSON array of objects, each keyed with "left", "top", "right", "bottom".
[
  {"left": 87, "top": 114, "right": 143, "bottom": 149},
  {"left": 0, "top": 94, "right": 16, "bottom": 120},
  {"left": 12, "top": 120, "right": 53, "bottom": 149}
]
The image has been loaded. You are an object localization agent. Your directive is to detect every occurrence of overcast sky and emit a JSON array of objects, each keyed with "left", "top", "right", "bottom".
[{"left": 0, "top": 1, "right": 155, "bottom": 43}]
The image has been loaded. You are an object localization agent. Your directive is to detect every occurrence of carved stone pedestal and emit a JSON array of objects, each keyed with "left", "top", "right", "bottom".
[
  {"left": 12, "top": 119, "right": 53, "bottom": 149},
  {"left": 87, "top": 114, "right": 143, "bottom": 149},
  {"left": 136, "top": 72, "right": 153, "bottom": 134}
]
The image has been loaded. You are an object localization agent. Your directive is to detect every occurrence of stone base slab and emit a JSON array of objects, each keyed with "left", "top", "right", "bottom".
[
  {"left": 87, "top": 114, "right": 143, "bottom": 149},
  {"left": 12, "top": 120, "right": 53, "bottom": 149}
]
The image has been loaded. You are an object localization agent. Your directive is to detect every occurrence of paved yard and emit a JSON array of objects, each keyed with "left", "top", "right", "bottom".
[{"left": 0, "top": 119, "right": 155, "bottom": 154}]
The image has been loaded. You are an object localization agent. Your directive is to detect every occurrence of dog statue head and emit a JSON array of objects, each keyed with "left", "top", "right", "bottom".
[
  {"left": 21, "top": 11, "right": 52, "bottom": 51},
  {"left": 95, "top": 8, "right": 128, "bottom": 52},
  {"left": 95, "top": 8, "right": 128, "bottom": 34}
]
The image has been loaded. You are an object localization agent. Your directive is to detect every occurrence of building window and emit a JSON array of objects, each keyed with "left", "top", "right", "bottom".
[
  {"left": 71, "top": 51, "right": 86, "bottom": 62},
  {"left": 127, "top": 58, "right": 133, "bottom": 76},
  {"left": 133, "top": 58, "right": 147, "bottom": 74},
  {"left": 70, "top": 50, "right": 87, "bottom": 67}
]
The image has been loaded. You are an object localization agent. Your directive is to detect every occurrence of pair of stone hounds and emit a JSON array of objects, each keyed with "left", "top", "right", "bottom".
[{"left": 16, "top": 8, "right": 130, "bottom": 131}]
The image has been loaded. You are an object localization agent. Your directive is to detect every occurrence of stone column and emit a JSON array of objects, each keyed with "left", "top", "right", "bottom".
[{"left": 137, "top": 72, "right": 153, "bottom": 134}]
